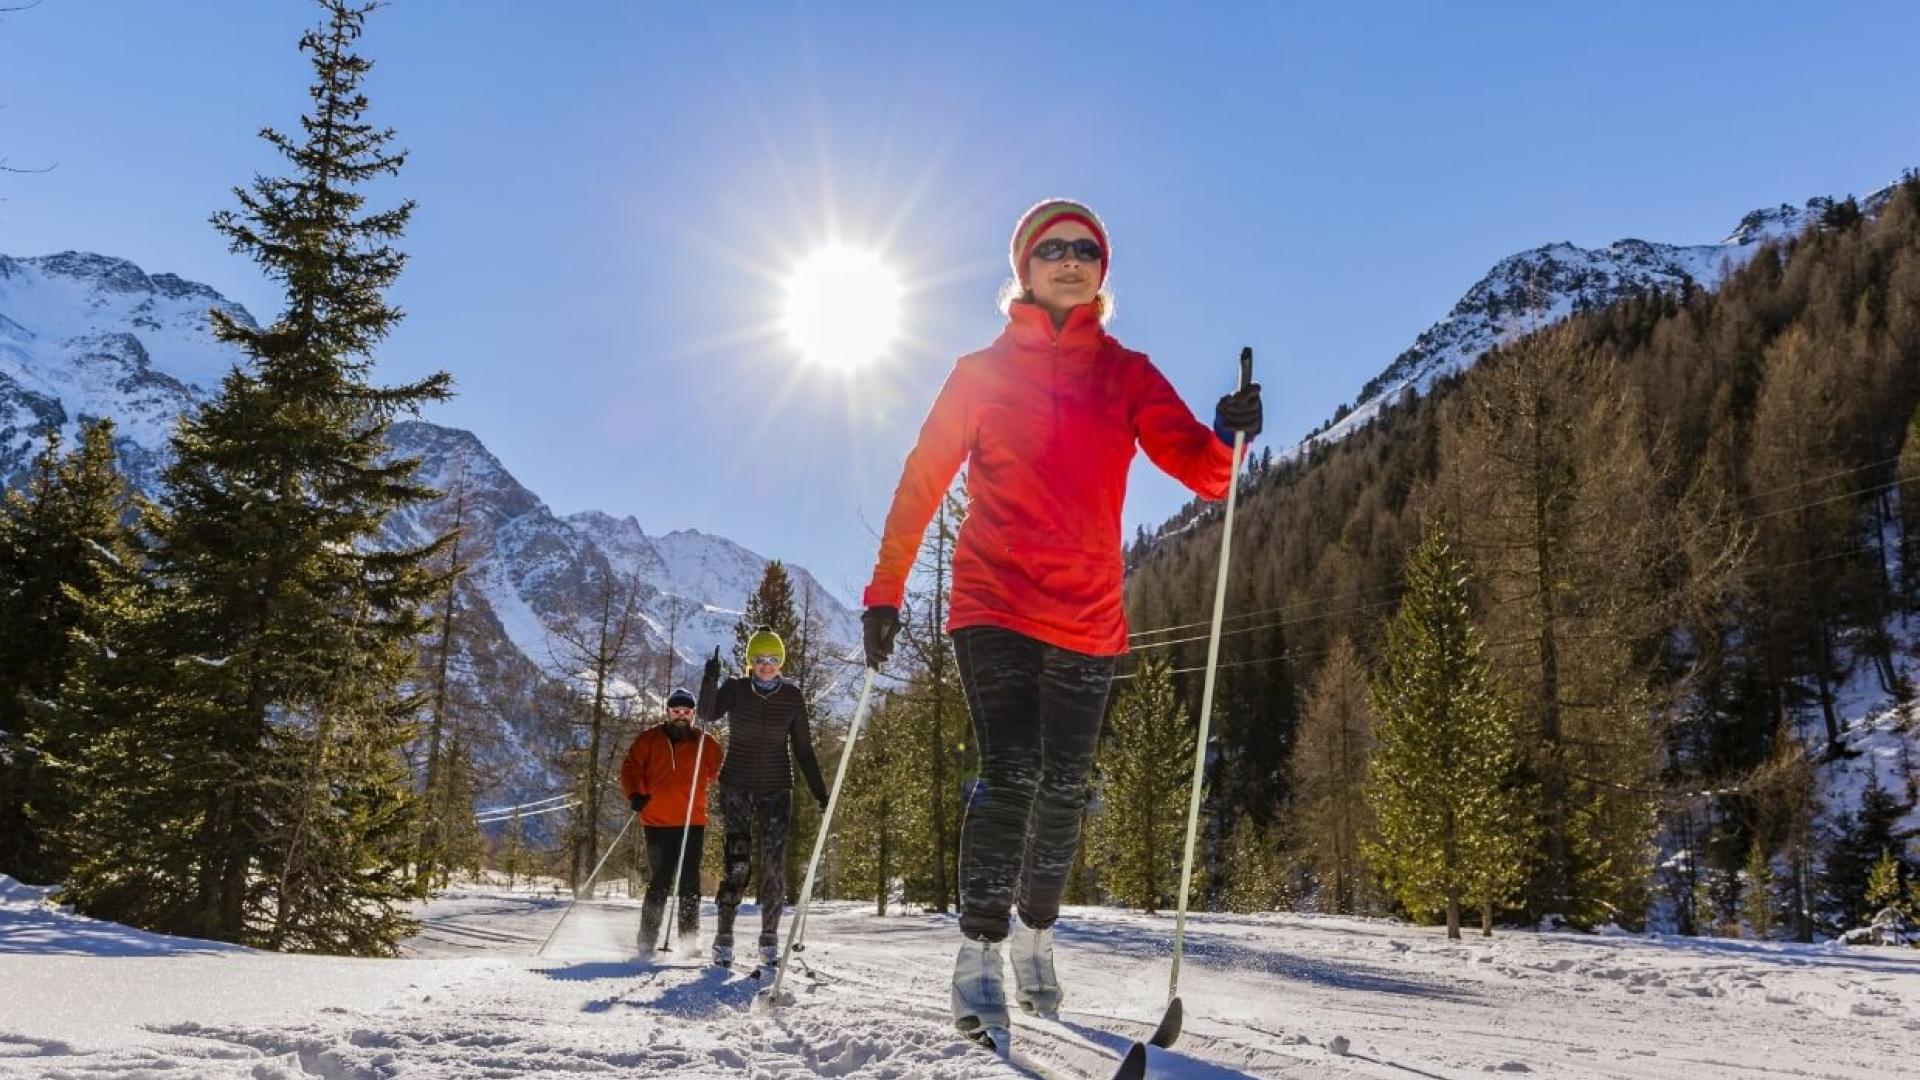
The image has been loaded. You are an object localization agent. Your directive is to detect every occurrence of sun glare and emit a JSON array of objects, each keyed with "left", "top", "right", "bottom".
[{"left": 782, "top": 245, "right": 902, "bottom": 371}]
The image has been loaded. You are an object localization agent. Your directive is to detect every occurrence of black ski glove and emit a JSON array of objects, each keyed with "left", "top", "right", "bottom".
[
  {"left": 863, "top": 605, "right": 901, "bottom": 670},
  {"left": 702, "top": 646, "right": 722, "bottom": 687},
  {"left": 629, "top": 793, "right": 650, "bottom": 814},
  {"left": 1213, "top": 383, "right": 1263, "bottom": 442}
]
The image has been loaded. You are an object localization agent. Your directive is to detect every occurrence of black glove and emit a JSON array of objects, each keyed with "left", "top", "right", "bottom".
[
  {"left": 629, "top": 793, "right": 650, "bottom": 814},
  {"left": 1213, "top": 383, "right": 1263, "bottom": 441},
  {"left": 702, "top": 646, "right": 722, "bottom": 687},
  {"left": 863, "top": 605, "right": 901, "bottom": 670},
  {"left": 812, "top": 787, "right": 830, "bottom": 811}
]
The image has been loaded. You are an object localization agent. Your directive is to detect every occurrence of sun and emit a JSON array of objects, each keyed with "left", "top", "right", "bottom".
[{"left": 781, "top": 245, "right": 902, "bottom": 371}]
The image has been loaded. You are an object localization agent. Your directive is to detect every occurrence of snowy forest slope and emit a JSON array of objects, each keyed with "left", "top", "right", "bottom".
[{"left": 1123, "top": 175, "right": 1920, "bottom": 938}]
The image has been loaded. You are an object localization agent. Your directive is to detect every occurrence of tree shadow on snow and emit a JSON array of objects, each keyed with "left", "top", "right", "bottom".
[
  {"left": 1051, "top": 919, "right": 1480, "bottom": 1002},
  {"left": 0, "top": 908, "right": 246, "bottom": 956}
]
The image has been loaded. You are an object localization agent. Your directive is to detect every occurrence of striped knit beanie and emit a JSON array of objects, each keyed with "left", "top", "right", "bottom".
[{"left": 1010, "top": 198, "right": 1109, "bottom": 288}]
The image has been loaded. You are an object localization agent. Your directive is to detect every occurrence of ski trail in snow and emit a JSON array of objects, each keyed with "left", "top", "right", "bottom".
[{"left": 5, "top": 881, "right": 1918, "bottom": 1079}]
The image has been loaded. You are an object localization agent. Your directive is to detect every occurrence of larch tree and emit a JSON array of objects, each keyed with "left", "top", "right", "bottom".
[{"left": 1289, "top": 635, "right": 1376, "bottom": 914}]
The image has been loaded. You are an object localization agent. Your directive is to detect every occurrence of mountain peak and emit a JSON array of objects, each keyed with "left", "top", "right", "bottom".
[
  {"left": 1299, "top": 175, "right": 1911, "bottom": 457},
  {"left": 26, "top": 251, "right": 156, "bottom": 293}
]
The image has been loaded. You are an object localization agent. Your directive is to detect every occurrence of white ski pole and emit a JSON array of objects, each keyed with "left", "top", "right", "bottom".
[
  {"left": 659, "top": 723, "right": 711, "bottom": 951},
  {"left": 536, "top": 808, "right": 638, "bottom": 957},
  {"left": 1168, "top": 346, "right": 1254, "bottom": 1008},
  {"left": 759, "top": 665, "right": 877, "bottom": 1009}
]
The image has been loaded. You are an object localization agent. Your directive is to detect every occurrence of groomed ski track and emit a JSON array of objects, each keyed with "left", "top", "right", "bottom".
[{"left": 2, "top": 879, "right": 1916, "bottom": 1078}]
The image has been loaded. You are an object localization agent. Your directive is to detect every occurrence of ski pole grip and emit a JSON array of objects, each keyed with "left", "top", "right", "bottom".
[{"left": 1238, "top": 346, "right": 1253, "bottom": 391}]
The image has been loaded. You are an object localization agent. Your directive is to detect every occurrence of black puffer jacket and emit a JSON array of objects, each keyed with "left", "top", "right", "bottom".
[{"left": 699, "top": 674, "right": 829, "bottom": 804}]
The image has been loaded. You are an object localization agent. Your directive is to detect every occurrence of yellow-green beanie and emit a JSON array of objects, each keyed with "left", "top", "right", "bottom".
[{"left": 745, "top": 628, "right": 786, "bottom": 668}]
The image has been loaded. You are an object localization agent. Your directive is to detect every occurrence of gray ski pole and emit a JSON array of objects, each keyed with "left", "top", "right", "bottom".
[
  {"left": 659, "top": 721, "right": 711, "bottom": 951},
  {"left": 1167, "top": 346, "right": 1254, "bottom": 1013},
  {"left": 536, "top": 808, "right": 638, "bottom": 957},
  {"left": 756, "top": 665, "right": 877, "bottom": 1010}
]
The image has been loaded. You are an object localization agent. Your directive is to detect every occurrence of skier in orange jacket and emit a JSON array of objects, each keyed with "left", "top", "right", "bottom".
[{"left": 618, "top": 687, "right": 723, "bottom": 958}]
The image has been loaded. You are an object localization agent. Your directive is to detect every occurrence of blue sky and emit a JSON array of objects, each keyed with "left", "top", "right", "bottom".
[{"left": 4, "top": 1, "right": 1917, "bottom": 599}]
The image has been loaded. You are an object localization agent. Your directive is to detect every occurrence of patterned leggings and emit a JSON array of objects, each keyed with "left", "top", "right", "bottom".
[
  {"left": 713, "top": 786, "right": 793, "bottom": 947},
  {"left": 953, "top": 626, "right": 1116, "bottom": 943}
]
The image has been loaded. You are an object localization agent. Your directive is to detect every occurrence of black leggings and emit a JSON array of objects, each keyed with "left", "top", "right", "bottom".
[
  {"left": 641, "top": 824, "right": 704, "bottom": 935},
  {"left": 954, "top": 626, "right": 1116, "bottom": 943}
]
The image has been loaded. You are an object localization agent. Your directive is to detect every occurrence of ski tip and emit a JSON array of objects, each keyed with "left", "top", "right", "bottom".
[
  {"left": 963, "top": 1026, "right": 1011, "bottom": 1060},
  {"left": 1111, "top": 1042, "right": 1149, "bottom": 1080},
  {"left": 1149, "top": 996, "right": 1183, "bottom": 1049}
]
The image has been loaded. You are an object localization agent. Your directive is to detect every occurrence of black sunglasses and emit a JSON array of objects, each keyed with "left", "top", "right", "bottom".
[{"left": 1030, "top": 238, "right": 1105, "bottom": 264}]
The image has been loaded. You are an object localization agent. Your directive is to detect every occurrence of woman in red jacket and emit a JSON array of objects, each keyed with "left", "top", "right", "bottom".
[{"left": 861, "top": 199, "right": 1261, "bottom": 1052}]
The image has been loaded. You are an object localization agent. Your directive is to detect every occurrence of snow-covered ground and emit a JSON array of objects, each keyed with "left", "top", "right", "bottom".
[{"left": 3, "top": 877, "right": 1917, "bottom": 1079}]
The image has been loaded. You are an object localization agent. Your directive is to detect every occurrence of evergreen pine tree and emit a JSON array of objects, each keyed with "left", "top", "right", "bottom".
[
  {"left": 1365, "top": 523, "right": 1533, "bottom": 940},
  {"left": 1087, "top": 657, "right": 1195, "bottom": 913},
  {"left": 1825, "top": 772, "right": 1910, "bottom": 930},
  {"left": 1220, "top": 814, "right": 1286, "bottom": 914},
  {"left": 1865, "top": 848, "right": 1906, "bottom": 914},
  {"left": 498, "top": 806, "right": 526, "bottom": 890},
  {"left": 732, "top": 561, "right": 801, "bottom": 673},
  {"left": 0, "top": 421, "right": 139, "bottom": 883},
  {"left": 54, "top": 0, "right": 450, "bottom": 952}
]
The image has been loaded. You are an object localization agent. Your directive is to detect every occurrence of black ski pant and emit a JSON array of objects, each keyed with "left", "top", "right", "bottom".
[
  {"left": 954, "top": 625, "right": 1116, "bottom": 943},
  {"left": 714, "top": 786, "right": 792, "bottom": 948},
  {"left": 639, "top": 824, "right": 704, "bottom": 946}
]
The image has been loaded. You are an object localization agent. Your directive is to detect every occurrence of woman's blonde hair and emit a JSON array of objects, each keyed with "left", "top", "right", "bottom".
[{"left": 996, "top": 278, "right": 1116, "bottom": 325}]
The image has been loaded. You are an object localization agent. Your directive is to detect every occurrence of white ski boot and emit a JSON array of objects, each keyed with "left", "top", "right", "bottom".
[
  {"left": 1009, "top": 916, "right": 1063, "bottom": 1017},
  {"left": 951, "top": 938, "right": 1011, "bottom": 1057},
  {"left": 756, "top": 942, "right": 780, "bottom": 974},
  {"left": 711, "top": 940, "right": 734, "bottom": 969}
]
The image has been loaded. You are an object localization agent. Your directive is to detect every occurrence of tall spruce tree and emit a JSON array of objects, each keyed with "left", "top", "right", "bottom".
[
  {"left": 55, "top": 0, "right": 450, "bottom": 952},
  {"left": 0, "top": 421, "right": 140, "bottom": 883},
  {"left": 1087, "top": 656, "right": 1195, "bottom": 913},
  {"left": 1365, "top": 524, "right": 1533, "bottom": 940}
]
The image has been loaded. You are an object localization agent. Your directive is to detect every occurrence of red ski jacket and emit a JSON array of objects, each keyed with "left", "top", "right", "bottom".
[
  {"left": 863, "top": 301, "right": 1241, "bottom": 656},
  {"left": 618, "top": 725, "right": 723, "bottom": 828}
]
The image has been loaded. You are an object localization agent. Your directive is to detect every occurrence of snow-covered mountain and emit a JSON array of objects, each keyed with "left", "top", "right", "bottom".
[
  {"left": 1300, "top": 183, "right": 1904, "bottom": 453},
  {"left": 0, "top": 250, "right": 860, "bottom": 798}
]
